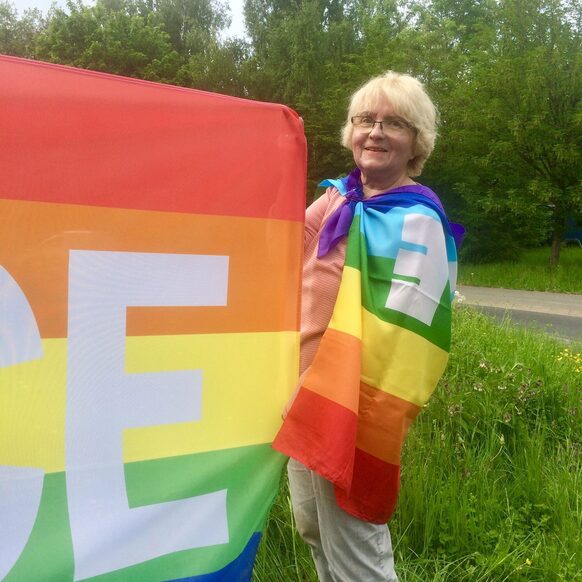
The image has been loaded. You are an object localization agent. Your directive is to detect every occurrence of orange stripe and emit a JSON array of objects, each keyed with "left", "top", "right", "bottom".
[
  {"left": 356, "top": 382, "right": 421, "bottom": 465},
  {"left": 302, "top": 328, "right": 361, "bottom": 414},
  {"left": 0, "top": 199, "right": 302, "bottom": 338}
]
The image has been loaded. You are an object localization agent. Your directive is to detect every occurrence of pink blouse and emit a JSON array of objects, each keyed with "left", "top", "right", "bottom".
[{"left": 300, "top": 187, "right": 347, "bottom": 375}]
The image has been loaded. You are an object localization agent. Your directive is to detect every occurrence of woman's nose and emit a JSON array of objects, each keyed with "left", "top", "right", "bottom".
[{"left": 369, "top": 122, "right": 384, "bottom": 137}]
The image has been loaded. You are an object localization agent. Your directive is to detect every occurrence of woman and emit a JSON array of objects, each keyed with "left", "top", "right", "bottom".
[{"left": 273, "top": 71, "right": 459, "bottom": 581}]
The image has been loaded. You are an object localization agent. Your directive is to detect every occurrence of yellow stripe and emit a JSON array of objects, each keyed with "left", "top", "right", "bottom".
[
  {"left": 328, "top": 266, "right": 362, "bottom": 339},
  {"left": 0, "top": 340, "right": 66, "bottom": 472},
  {"left": 0, "top": 333, "right": 298, "bottom": 472},
  {"left": 123, "top": 332, "right": 298, "bottom": 462},
  {"left": 361, "top": 309, "right": 448, "bottom": 406}
]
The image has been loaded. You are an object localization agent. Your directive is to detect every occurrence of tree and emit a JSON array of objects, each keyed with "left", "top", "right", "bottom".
[
  {"left": 139, "top": 0, "right": 230, "bottom": 57},
  {"left": 489, "top": 0, "right": 581, "bottom": 266},
  {"left": 345, "top": 0, "right": 581, "bottom": 266},
  {"left": 244, "top": 0, "right": 362, "bottom": 191},
  {"left": 0, "top": 1, "right": 45, "bottom": 57},
  {"left": 182, "top": 36, "right": 251, "bottom": 96},
  {"left": 34, "top": 0, "right": 184, "bottom": 82},
  {"left": 403, "top": 0, "right": 580, "bottom": 266}
]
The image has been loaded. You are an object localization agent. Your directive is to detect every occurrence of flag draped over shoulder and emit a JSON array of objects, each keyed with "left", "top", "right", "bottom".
[{"left": 273, "top": 169, "right": 460, "bottom": 524}]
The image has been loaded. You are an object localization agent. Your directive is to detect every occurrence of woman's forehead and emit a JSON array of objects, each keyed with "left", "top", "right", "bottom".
[
  {"left": 356, "top": 96, "right": 399, "bottom": 115},
  {"left": 353, "top": 86, "right": 405, "bottom": 115}
]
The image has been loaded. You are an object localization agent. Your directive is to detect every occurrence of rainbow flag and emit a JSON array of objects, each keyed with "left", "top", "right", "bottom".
[
  {"left": 0, "top": 55, "right": 305, "bottom": 581},
  {"left": 273, "top": 173, "right": 457, "bottom": 523}
]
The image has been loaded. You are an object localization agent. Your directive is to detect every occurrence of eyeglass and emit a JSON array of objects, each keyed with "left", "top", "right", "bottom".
[{"left": 351, "top": 115, "right": 416, "bottom": 133}]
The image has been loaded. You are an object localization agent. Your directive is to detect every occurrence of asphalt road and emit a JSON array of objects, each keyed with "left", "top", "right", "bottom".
[{"left": 458, "top": 285, "right": 582, "bottom": 343}]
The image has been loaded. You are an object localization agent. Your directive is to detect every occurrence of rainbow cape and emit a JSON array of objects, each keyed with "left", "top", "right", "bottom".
[{"left": 273, "top": 170, "right": 459, "bottom": 523}]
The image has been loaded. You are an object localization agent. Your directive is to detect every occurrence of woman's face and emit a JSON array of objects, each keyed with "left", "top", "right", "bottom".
[{"left": 350, "top": 96, "right": 416, "bottom": 186}]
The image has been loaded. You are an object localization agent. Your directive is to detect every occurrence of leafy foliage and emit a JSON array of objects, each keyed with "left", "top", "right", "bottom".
[
  {"left": 0, "top": 1, "right": 44, "bottom": 57},
  {"left": 32, "top": 0, "right": 184, "bottom": 80}
]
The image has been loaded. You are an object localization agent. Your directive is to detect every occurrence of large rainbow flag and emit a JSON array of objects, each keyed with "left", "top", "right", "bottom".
[
  {"left": 0, "top": 55, "right": 305, "bottom": 581},
  {"left": 273, "top": 171, "right": 458, "bottom": 523}
]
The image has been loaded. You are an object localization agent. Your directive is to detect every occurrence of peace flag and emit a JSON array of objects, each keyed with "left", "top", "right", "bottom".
[
  {"left": 0, "top": 54, "right": 305, "bottom": 581},
  {"left": 274, "top": 178, "right": 457, "bottom": 523}
]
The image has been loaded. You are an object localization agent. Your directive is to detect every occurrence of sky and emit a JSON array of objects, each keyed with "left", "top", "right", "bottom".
[{"left": 10, "top": 0, "right": 248, "bottom": 38}]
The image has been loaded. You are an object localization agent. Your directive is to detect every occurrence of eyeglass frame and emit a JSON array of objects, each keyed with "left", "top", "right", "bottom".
[{"left": 351, "top": 114, "right": 416, "bottom": 133}]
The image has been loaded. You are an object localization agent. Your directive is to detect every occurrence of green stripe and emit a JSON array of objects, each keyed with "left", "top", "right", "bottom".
[
  {"left": 345, "top": 215, "right": 451, "bottom": 351},
  {"left": 5, "top": 472, "right": 74, "bottom": 582},
  {"left": 6, "top": 444, "right": 285, "bottom": 582},
  {"left": 344, "top": 213, "right": 363, "bottom": 270}
]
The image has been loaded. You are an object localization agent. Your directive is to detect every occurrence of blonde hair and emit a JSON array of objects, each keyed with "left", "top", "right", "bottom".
[{"left": 341, "top": 71, "right": 438, "bottom": 177}]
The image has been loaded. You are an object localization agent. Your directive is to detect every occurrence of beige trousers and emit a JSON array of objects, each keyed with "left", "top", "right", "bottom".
[{"left": 287, "top": 458, "right": 399, "bottom": 582}]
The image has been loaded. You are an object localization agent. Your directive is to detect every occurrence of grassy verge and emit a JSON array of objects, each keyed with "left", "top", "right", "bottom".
[
  {"left": 458, "top": 247, "right": 582, "bottom": 293},
  {"left": 253, "top": 307, "right": 582, "bottom": 581}
]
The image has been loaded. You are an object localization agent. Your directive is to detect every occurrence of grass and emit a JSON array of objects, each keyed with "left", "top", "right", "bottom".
[
  {"left": 253, "top": 307, "right": 582, "bottom": 581},
  {"left": 458, "top": 246, "right": 582, "bottom": 293}
]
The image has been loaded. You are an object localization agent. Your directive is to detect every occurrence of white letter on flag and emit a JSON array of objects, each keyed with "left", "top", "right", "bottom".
[
  {"left": 385, "top": 213, "right": 449, "bottom": 325},
  {"left": 66, "top": 251, "right": 229, "bottom": 580},
  {"left": 0, "top": 266, "right": 44, "bottom": 580}
]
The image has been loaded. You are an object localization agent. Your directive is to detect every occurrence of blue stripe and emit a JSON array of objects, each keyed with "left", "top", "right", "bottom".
[
  {"left": 166, "top": 533, "right": 261, "bottom": 582},
  {"left": 319, "top": 177, "right": 348, "bottom": 195},
  {"left": 444, "top": 232, "right": 457, "bottom": 262},
  {"left": 360, "top": 205, "right": 436, "bottom": 259}
]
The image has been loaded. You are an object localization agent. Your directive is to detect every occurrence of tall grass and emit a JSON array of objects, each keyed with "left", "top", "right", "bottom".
[
  {"left": 253, "top": 307, "right": 582, "bottom": 581},
  {"left": 458, "top": 247, "right": 582, "bottom": 293}
]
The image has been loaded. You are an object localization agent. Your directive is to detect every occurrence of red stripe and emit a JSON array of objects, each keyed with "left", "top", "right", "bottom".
[
  {"left": 272, "top": 388, "right": 357, "bottom": 490},
  {"left": 335, "top": 448, "right": 400, "bottom": 524},
  {"left": 0, "top": 55, "right": 306, "bottom": 221}
]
